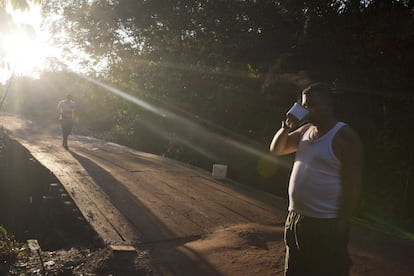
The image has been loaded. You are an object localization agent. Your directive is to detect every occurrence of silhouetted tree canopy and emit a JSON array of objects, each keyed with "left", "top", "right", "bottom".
[{"left": 5, "top": 1, "right": 412, "bottom": 229}]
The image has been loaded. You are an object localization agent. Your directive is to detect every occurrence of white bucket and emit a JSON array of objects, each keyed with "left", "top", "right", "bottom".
[{"left": 212, "top": 164, "right": 227, "bottom": 180}]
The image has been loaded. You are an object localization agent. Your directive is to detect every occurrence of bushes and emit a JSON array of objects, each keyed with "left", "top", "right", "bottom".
[{"left": 0, "top": 226, "right": 26, "bottom": 270}]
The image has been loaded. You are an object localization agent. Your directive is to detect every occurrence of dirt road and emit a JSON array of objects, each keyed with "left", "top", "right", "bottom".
[{"left": 1, "top": 113, "right": 413, "bottom": 275}]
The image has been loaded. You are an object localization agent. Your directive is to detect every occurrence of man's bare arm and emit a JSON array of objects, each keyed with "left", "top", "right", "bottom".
[
  {"left": 269, "top": 122, "right": 307, "bottom": 156},
  {"left": 335, "top": 126, "right": 363, "bottom": 226}
]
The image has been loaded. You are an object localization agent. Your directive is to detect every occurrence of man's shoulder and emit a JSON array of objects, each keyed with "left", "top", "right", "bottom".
[
  {"left": 288, "top": 123, "right": 311, "bottom": 145},
  {"left": 335, "top": 124, "right": 362, "bottom": 150},
  {"left": 57, "top": 100, "right": 65, "bottom": 107},
  {"left": 60, "top": 100, "right": 76, "bottom": 106},
  {"left": 295, "top": 123, "right": 312, "bottom": 135},
  {"left": 337, "top": 124, "right": 360, "bottom": 140},
  {"left": 331, "top": 123, "right": 362, "bottom": 163}
]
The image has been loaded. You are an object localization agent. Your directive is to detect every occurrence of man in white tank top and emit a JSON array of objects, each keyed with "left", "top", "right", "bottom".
[{"left": 270, "top": 83, "right": 363, "bottom": 276}]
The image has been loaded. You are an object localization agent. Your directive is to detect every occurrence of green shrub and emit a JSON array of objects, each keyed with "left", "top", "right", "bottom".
[{"left": 0, "top": 226, "right": 25, "bottom": 266}]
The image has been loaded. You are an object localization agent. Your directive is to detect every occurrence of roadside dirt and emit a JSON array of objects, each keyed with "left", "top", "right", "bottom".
[
  {"left": 8, "top": 221, "right": 414, "bottom": 275},
  {"left": 1, "top": 113, "right": 414, "bottom": 276}
]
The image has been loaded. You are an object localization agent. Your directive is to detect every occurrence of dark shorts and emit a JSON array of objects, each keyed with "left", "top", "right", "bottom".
[
  {"left": 61, "top": 119, "right": 74, "bottom": 135},
  {"left": 284, "top": 211, "right": 351, "bottom": 276}
]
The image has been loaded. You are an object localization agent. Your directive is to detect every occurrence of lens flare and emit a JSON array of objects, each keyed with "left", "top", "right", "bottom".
[{"left": 75, "top": 74, "right": 289, "bottom": 169}]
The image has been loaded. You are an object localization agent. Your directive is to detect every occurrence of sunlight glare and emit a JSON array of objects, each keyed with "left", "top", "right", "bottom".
[
  {"left": 74, "top": 72, "right": 290, "bottom": 170},
  {"left": 3, "top": 28, "right": 43, "bottom": 77},
  {"left": 0, "top": 3, "right": 53, "bottom": 83}
]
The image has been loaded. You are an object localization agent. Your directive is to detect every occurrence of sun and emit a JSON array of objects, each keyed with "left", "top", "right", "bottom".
[
  {"left": 3, "top": 27, "right": 44, "bottom": 73},
  {"left": 0, "top": 3, "right": 51, "bottom": 83}
]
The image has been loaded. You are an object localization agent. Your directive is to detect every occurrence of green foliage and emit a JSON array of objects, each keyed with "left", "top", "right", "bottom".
[
  {"left": 29, "top": 0, "right": 414, "bottom": 229},
  {"left": 0, "top": 226, "right": 25, "bottom": 265}
]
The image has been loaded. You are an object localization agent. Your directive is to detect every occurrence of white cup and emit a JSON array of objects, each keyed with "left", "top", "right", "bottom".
[{"left": 286, "top": 102, "right": 309, "bottom": 123}]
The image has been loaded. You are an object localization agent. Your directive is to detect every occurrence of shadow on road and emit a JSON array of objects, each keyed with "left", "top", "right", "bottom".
[{"left": 69, "top": 150, "right": 222, "bottom": 275}]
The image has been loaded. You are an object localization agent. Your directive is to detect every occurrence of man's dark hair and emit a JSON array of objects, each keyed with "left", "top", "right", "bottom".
[{"left": 302, "top": 82, "right": 334, "bottom": 106}]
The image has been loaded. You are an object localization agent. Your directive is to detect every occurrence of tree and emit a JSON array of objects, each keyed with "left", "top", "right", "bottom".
[{"left": 41, "top": 1, "right": 414, "bottom": 223}]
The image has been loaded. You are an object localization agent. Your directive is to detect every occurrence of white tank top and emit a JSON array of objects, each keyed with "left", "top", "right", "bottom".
[{"left": 288, "top": 122, "right": 346, "bottom": 218}]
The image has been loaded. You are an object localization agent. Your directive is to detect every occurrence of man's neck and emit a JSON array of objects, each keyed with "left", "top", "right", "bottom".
[{"left": 314, "top": 118, "right": 338, "bottom": 135}]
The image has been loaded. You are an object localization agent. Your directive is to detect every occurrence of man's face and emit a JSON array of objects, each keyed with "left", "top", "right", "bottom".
[{"left": 301, "top": 92, "right": 330, "bottom": 125}]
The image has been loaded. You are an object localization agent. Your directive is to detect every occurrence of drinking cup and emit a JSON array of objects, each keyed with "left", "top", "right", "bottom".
[{"left": 286, "top": 102, "right": 309, "bottom": 123}]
